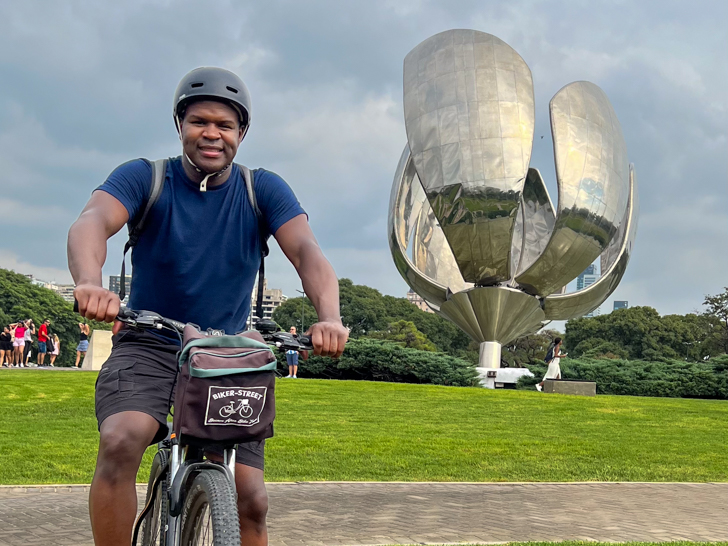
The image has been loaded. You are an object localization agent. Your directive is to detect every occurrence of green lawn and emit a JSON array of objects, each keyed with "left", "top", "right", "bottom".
[{"left": 0, "top": 370, "right": 726, "bottom": 485}]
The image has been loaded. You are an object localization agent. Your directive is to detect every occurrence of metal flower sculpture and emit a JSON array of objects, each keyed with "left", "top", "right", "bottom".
[{"left": 388, "top": 30, "right": 639, "bottom": 368}]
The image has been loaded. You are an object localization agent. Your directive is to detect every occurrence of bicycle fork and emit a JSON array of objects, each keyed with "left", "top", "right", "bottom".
[{"left": 165, "top": 441, "right": 237, "bottom": 545}]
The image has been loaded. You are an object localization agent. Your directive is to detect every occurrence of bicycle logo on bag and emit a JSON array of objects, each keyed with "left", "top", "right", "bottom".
[
  {"left": 205, "top": 386, "right": 267, "bottom": 427},
  {"left": 219, "top": 399, "right": 254, "bottom": 419}
]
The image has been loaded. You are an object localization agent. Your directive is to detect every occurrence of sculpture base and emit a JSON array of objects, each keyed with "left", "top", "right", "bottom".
[
  {"left": 477, "top": 367, "right": 533, "bottom": 389},
  {"left": 544, "top": 379, "right": 596, "bottom": 396}
]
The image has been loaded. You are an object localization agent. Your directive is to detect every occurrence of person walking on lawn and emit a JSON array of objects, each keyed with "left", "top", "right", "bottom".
[
  {"left": 536, "top": 337, "right": 567, "bottom": 391},
  {"left": 67, "top": 66, "right": 348, "bottom": 546},
  {"left": 37, "top": 319, "right": 50, "bottom": 366}
]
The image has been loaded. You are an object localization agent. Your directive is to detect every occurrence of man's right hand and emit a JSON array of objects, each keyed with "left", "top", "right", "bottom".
[{"left": 74, "top": 284, "right": 120, "bottom": 324}]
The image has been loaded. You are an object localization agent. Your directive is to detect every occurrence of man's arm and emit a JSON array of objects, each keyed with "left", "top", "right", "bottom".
[
  {"left": 274, "top": 214, "right": 348, "bottom": 358},
  {"left": 67, "top": 191, "right": 129, "bottom": 323}
]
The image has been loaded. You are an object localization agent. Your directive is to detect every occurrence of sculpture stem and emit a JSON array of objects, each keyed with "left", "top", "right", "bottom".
[{"left": 478, "top": 341, "right": 501, "bottom": 369}]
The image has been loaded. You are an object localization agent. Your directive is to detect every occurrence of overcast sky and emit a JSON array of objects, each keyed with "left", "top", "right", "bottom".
[{"left": 1, "top": 0, "right": 726, "bottom": 319}]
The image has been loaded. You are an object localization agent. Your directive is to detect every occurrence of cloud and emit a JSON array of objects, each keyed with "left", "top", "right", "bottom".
[{"left": 0, "top": 250, "right": 73, "bottom": 285}]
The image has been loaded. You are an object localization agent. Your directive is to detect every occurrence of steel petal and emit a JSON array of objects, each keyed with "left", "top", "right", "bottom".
[{"left": 544, "top": 163, "right": 639, "bottom": 320}]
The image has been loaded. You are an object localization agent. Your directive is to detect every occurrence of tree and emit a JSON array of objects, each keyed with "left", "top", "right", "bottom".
[
  {"left": 502, "top": 329, "right": 560, "bottom": 367},
  {"left": 704, "top": 288, "right": 728, "bottom": 354},
  {"left": 369, "top": 320, "right": 437, "bottom": 351}
]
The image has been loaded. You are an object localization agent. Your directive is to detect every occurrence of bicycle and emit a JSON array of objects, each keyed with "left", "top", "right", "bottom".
[{"left": 103, "top": 308, "right": 313, "bottom": 546}]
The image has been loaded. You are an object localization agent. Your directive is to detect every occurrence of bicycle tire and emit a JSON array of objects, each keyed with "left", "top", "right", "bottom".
[
  {"left": 140, "top": 449, "right": 170, "bottom": 546},
  {"left": 180, "top": 470, "right": 240, "bottom": 546}
]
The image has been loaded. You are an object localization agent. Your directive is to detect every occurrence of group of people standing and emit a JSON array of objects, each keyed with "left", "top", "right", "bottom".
[
  {"left": 0, "top": 320, "right": 91, "bottom": 368},
  {"left": 0, "top": 319, "right": 59, "bottom": 367}
]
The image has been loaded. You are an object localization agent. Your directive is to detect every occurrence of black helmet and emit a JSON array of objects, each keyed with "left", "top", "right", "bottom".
[{"left": 173, "top": 67, "right": 252, "bottom": 130}]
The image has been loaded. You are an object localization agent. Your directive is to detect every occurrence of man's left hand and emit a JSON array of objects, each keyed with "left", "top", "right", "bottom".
[{"left": 306, "top": 320, "right": 349, "bottom": 358}]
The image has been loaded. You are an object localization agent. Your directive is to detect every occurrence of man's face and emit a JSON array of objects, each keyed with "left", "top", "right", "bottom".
[
  {"left": 290, "top": 327, "right": 296, "bottom": 335},
  {"left": 180, "top": 100, "right": 244, "bottom": 173}
]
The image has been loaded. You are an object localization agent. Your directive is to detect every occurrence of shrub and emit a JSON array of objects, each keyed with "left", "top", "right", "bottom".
[
  {"left": 517, "top": 357, "right": 728, "bottom": 399},
  {"left": 284, "top": 338, "right": 479, "bottom": 387}
]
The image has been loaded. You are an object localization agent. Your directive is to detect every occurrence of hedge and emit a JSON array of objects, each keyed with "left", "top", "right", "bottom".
[
  {"left": 278, "top": 338, "right": 479, "bottom": 387},
  {"left": 518, "top": 355, "right": 728, "bottom": 399}
]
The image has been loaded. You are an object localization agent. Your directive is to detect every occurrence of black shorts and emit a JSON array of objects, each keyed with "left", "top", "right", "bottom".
[{"left": 95, "top": 329, "right": 265, "bottom": 470}]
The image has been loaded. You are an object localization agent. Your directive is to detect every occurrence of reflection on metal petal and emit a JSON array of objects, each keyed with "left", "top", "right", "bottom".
[
  {"left": 439, "top": 286, "right": 546, "bottom": 345},
  {"left": 544, "top": 164, "right": 638, "bottom": 320},
  {"left": 515, "top": 81, "right": 630, "bottom": 297},
  {"left": 511, "top": 168, "right": 556, "bottom": 278},
  {"left": 388, "top": 145, "right": 472, "bottom": 308},
  {"left": 403, "top": 29, "right": 535, "bottom": 284}
]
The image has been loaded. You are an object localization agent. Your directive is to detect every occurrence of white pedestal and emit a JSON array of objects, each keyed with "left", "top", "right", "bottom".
[{"left": 82, "top": 330, "right": 114, "bottom": 370}]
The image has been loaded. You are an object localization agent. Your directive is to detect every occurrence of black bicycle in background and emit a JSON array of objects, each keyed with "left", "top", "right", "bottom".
[{"left": 100, "top": 308, "right": 313, "bottom": 546}]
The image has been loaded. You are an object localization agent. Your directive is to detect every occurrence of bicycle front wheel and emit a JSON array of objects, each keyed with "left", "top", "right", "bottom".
[
  {"left": 180, "top": 470, "right": 240, "bottom": 546},
  {"left": 139, "top": 449, "right": 169, "bottom": 546}
]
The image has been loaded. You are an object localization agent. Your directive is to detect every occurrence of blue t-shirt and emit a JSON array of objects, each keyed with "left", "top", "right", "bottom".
[{"left": 97, "top": 157, "right": 305, "bottom": 336}]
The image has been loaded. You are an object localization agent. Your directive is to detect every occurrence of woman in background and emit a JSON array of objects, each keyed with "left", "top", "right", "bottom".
[
  {"left": 23, "top": 320, "right": 35, "bottom": 366},
  {"left": 49, "top": 334, "right": 61, "bottom": 367},
  {"left": 75, "top": 322, "right": 90, "bottom": 368},
  {"left": 11, "top": 321, "right": 26, "bottom": 367},
  {"left": 0, "top": 326, "right": 12, "bottom": 366},
  {"left": 536, "top": 337, "right": 568, "bottom": 392}
]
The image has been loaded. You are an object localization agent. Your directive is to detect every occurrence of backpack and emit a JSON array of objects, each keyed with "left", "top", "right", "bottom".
[
  {"left": 118, "top": 158, "right": 269, "bottom": 320},
  {"left": 544, "top": 345, "right": 554, "bottom": 364}
]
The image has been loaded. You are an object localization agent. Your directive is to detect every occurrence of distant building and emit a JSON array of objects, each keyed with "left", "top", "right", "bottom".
[
  {"left": 246, "top": 278, "right": 287, "bottom": 328},
  {"left": 52, "top": 285, "right": 76, "bottom": 303},
  {"left": 109, "top": 275, "right": 132, "bottom": 298},
  {"left": 407, "top": 289, "right": 435, "bottom": 314},
  {"left": 577, "top": 264, "right": 600, "bottom": 317},
  {"left": 613, "top": 300, "right": 628, "bottom": 311}
]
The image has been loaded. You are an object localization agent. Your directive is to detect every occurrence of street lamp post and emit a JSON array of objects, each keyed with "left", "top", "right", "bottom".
[{"left": 295, "top": 289, "right": 305, "bottom": 333}]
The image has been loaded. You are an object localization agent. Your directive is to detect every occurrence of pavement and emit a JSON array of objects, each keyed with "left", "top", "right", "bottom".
[{"left": 0, "top": 481, "right": 726, "bottom": 545}]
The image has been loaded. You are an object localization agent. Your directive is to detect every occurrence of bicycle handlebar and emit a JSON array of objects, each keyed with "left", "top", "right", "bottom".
[{"left": 73, "top": 300, "right": 313, "bottom": 351}]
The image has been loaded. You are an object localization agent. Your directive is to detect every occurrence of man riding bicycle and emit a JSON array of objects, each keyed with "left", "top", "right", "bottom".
[{"left": 67, "top": 66, "right": 349, "bottom": 546}]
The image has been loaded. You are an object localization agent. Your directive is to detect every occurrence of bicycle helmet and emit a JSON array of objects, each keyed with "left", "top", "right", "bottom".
[{"left": 173, "top": 67, "right": 252, "bottom": 191}]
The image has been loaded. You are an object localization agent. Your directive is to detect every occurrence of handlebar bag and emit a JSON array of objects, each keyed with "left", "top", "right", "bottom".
[{"left": 173, "top": 324, "right": 277, "bottom": 446}]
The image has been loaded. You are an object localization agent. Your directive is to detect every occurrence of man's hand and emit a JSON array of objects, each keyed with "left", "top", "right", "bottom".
[
  {"left": 306, "top": 320, "right": 348, "bottom": 358},
  {"left": 74, "top": 284, "right": 120, "bottom": 324}
]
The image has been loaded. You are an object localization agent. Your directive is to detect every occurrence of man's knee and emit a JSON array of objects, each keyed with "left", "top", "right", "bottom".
[
  {"left": 96, "top": 414, "right": 157, "bottom": 482},
  {"left": 237, "top": 487, "right": 268, "bottom": 526}
]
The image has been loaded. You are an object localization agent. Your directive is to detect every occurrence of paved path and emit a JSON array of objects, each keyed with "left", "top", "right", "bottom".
[{"left": 0, "top": 482, "right": 726, "bottom": 545}]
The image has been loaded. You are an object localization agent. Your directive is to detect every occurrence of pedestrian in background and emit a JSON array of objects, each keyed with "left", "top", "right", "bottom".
[
  {"left": 11, "top": 321, "right": 26, "bottom": 366},
  {"left": 23, "top": 319, "right": 35, "bottom": 366},
  {"left": 75, "top": 322, "right": 90, "bottom": 368},
  {"left": 0, "top": 326, "right": 11, "bottom": 366},
  {"left": 49, "top": 334, "right": 61, "bottom": 367},
  {"left": 285, "top": 326, "right": 299, "bottom": 378},
  {"left": 37, "top": 319, "right": 50, "bottom": 366},
  {"left": 536, "top": 337, "right": 568, "bottom": 392}
]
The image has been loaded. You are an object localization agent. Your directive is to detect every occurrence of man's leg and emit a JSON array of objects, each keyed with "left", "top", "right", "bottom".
[
  {"left": 89, "top": 411, "right": 159, "bottom": 546},
  {"left": 39, "top": 351, "right": 45, "bottom": 366}
]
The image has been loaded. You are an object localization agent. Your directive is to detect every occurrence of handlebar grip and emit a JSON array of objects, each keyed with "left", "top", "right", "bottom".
[
  {"left": 298, "top": 335, "right": 313, "bottom": 349},
  {"left": 73, "top": 299, "right": 79, "bottom": 313}
]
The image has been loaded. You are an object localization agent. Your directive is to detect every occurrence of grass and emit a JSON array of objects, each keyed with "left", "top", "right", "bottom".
[{"left": 0, "top": 370, "right": 726, "bottom": 485}]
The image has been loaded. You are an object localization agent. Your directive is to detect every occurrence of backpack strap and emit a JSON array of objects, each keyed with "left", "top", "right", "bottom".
[
  {"left": 238, "top": 165, "right": 269, "bottom": 322},
  {"left": 118, "top": 158, "right": 167, "bottom": 302}
]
